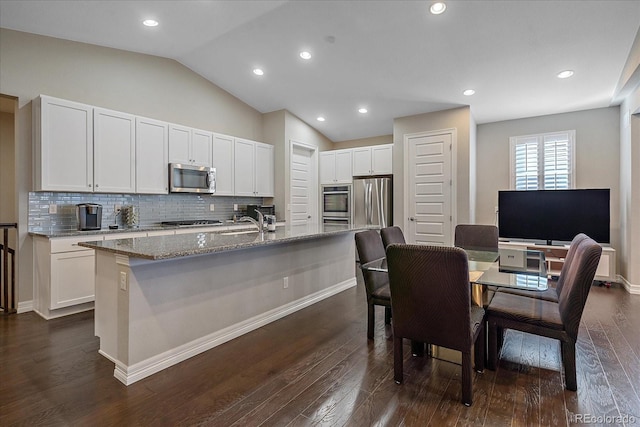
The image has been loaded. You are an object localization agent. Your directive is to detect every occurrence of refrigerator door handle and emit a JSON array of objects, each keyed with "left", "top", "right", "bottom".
[
  {"left": 367, "top": 182, "right": 373, "bottom": 225},
  {"left": 379, "top": 179, "right": 386, "bottom": 228}
]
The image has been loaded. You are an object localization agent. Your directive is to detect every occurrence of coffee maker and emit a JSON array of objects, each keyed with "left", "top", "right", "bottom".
[{"left": 76, "top": 203, "right": 103, "bottom": 231}]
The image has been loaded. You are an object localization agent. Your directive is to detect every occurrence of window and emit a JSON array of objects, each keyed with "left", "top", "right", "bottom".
[{"left": 509, "top": 130, "right": 575, "bottom": 190}]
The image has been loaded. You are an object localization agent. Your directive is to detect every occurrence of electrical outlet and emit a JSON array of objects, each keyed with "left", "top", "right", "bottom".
[
  {"left": 119, "top": 271, "right": 127, "bottom": 291},
  {"left": 233, "top": 204, "right": 238, "bottom": 211},
  {"left": 48, "top": 204, "right": 57, "bottom": 214},
  {"left": 283, "top": 276, "right": 289, "bottom": 289},
  {"left": 115, "top": 204, "right": 122, "bottom": 213},
  {"left": 209, "top": 204, "right": 215, "bottom": 212}
]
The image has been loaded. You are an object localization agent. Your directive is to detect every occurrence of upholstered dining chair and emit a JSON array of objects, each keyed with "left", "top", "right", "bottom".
[
  {"left": 497, "top": 233, "right": 590, "bottom": 303},
  {"left": 486, "top": 236, "right": 602, "bottom": 391},
  {"left": 355, "top": 230, "right": 392, "bottom": 340},
  {"left": 386, "top": 244, "right": 485, "bottom": 406},
  {"left": 454, "top": 224, "right": 499, "bottom": 251},
  {"left": 380, "top": 226, "right": 406, "bottom": 248}
]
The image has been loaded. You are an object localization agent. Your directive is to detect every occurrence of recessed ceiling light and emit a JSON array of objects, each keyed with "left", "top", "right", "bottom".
[
  {"left": 463, "top": 89, "right": 475, "bottom": 96},
  {"left": 430, "top": 2, "right": 446, "bottom": 15},
  {"left": 253, "top": 68, "right": 264, "bottom": 76},
  {"left": 317, "top": 116, "right": 326, "bottom": 122},
  {"left": 299, "top": 51, "right": 312, "bottom": 60},
  {"left": 358, "top": 108, "right": 368, "bottom": 114},
  {"left": 142, "top": 19, "right": 159, "bottom": 27},
  {"left": 557, "top": 70, "right": 574, "bottom": 79}
]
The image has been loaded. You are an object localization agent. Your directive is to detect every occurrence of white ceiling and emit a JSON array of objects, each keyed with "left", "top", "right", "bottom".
[{"left": 1, "top": 0, "right": 639, "bottom": 142}]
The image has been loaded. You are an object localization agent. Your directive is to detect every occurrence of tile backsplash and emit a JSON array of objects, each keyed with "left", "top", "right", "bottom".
[{"left": 29, "top": 192, "right": 263, "bottom": 232}]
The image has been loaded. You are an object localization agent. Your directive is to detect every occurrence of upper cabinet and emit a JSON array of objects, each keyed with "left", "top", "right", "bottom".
[
  {"left": 320, "top": 149, "right": 352, "bottom": 184},
  {"left": 168, "top": 125, "right": 212, "bottom": 167},
  {"left": 136, "top": 117, "right": 169, "bottom": 194},
  {"left": 352, "top": 144, "right": 393, "bottom": 176},
  {"left": 234, "top": 138, "right": 274, "bottom": 197},
  {"left": 93, "top": 108, "right": 136, "bottom": 193},
  {"left": 34, "top": 96, "right": 94, "bottom": 192},
  {"left": 212, "top": 133, "right": 235, "bottom": 196}
]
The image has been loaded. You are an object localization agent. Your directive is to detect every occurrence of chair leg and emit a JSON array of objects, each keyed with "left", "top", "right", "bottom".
[
  {"left": 562, "top": 340, "right": 577, "bottom": 391},
  {"left": 411, "top": 340, "right": 425, "bottom": 357},
  {"left": 394, "top": 335, "right": 404, "bottom": 384},
  {"left": 474, "top": 323, "right": 485, "bottom": 373},
  {"left": 462, "top": 351, "right": 473, "bottom": 406},
  {"left": 367, "top": 303, "right": 375, "bottom": 340},
  {"left": 487, "top": 319, "right": 498, "bottom": 371},
  {"left": 384, "top": 306, "right": 392, "bottom": 324}
]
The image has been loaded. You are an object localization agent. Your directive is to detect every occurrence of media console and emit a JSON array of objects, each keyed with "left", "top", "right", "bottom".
[{"left": 498, "top": 241, "right": 616, "bottom": 285}]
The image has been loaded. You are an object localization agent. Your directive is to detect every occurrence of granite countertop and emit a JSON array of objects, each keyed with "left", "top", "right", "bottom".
[
  {"left": 79, "top": 223, "right": 372, "bottom": 260},
  {"left": 29, "top": 221, "right": 234, "bottom": 238}
]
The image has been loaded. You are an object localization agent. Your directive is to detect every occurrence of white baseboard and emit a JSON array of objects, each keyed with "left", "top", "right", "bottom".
[
  {"left": 17, "top": 300, "right": 33, "bottom": 314},
  {"left": 618, "top": 275, "right": 640, "bottom": 294},
  {"left": 110, "top": 277, "right": 357, "bottom": 386}
]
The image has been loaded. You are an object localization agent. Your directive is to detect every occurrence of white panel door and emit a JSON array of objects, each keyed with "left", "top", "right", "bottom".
[
  {"left": 93, "top": 108, "right": 136, "bottom": 193},
  {"left": 407, "top": 133, "right": 452, "bottom": 245},
  {"left": 136, "top": 117, "right": 168, "bottom": 194},
  {"left": 290, "top": 144, "right": 315, "bottom": 225}
]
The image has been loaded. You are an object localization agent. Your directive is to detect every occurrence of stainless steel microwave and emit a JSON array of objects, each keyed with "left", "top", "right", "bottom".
[{"left": 169, "top": 163, "right": 216, "bottom": 194}]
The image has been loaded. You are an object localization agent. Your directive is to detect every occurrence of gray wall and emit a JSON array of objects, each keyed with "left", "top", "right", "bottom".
[{"left": 476, "top": 107, "right": 621, "bottom": 252}]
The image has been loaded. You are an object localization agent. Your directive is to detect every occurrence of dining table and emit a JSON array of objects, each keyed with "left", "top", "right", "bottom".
[
  {"left": 360, "top": 246, "right": 549, "bottom": 363},
  {"left": 360, "top": 246, "right": 549, "bottom": 307}
]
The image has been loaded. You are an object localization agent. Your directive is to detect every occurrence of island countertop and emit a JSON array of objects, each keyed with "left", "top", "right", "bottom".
[{"left": 79, "top": 223, "right": 373, "bottom": 260}]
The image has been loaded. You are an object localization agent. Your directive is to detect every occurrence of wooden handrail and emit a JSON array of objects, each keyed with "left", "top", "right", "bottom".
[{"left": 1, "top": 223, "right": 17, "bottom": 314}]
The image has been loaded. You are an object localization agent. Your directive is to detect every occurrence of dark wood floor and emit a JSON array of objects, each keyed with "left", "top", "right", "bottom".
[{"left": 1, "top": 271, "right": 640, "bottom": 426}]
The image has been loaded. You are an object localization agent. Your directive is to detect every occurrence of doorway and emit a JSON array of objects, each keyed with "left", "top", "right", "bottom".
[
  {"left": 289, "top": 141, "right": 318, "bottom": 225},
  {"left": 404, "top": 129, "right": 456, "bottom": 245}
]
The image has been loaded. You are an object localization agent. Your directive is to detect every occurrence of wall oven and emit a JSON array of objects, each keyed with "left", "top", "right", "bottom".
[
  {"left": 322, "top": 184, "right": 352, "bottom": 224},
  {"left": 169, "top": 163, "right": 216, "bottom": 194}
]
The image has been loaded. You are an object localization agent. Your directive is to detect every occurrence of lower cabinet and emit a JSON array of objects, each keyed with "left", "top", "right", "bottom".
[{"left": 50, "top": 250, "right": 95, "bottom": 309}]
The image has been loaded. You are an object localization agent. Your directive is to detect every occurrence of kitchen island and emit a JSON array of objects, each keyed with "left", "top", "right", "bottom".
[{"left": 80, "top": 223, "right": 368, "bottom": 385}]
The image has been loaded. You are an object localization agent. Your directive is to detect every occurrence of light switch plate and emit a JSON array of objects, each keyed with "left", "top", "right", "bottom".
[
  {"left": 119, "top": 271, "right": 127, "bottom": 291},
  {"left": 209, "top": 204, "right": 215, "bottom": 212},
  {"left": 48, "top": 204, "right": 57, "bottom": 214}
]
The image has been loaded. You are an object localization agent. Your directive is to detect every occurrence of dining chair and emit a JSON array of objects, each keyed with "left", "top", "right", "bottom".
[
  {"left": 386, "top": 244, "right": 485, "bottom": 406},
  {"left": 380, "top": 226, "right": 405, "bottom": 248},
  {"left": 496, "top": 233, "right": 589, "bottom": 303},
  {"left": 454, "top": 224, "right": 499, "bottom": 251},
  {"left": 486, "top": 236, "right": 602, "bottom": 391},
  {"left": 355, "top": 230, "right": 392, "bottom": 340}
]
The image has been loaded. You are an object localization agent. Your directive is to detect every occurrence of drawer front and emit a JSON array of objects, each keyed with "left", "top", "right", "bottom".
[{"left": 50, "top": 236, "right": 102, "bottom": 253}]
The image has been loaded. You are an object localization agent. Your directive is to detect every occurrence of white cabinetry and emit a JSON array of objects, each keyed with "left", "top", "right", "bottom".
[
  {"left": 136, "top": 117, "right": 169, "bottom": 194},
  {"left": 169, "top": 125, "right": 212, "bottom": 167},
  {"left": 234, "top": 138, "right": 274, "bottom": 197},
  {"left": 93, "top": 108, "right": 136, "bottom": 193},
  {"left": 352, "top": 144, "right": 393, "bottom": 176},
  {"left": 212, "top": 133, "right": 235, "bottom": 195},
  {"left": 498, "top": 241, "right": 617, "bottom": 283},
  {"left": 34, "top": 95, "right": 94, "bottom": 192},
  {"left": 320, "top": 149, "right": 352, "bottom": 184}
]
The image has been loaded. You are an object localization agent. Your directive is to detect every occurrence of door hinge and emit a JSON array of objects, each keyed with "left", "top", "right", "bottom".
[{"left": 449, "top": 143, "right": 452, "bottom": 151}]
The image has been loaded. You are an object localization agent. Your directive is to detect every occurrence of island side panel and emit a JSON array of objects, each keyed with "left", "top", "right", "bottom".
[{"left": 95, "top": 232, "right": 357, "bottom": 384}]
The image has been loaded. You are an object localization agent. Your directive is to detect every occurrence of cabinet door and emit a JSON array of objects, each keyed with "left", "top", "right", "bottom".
[
  {"left": 234, "top": 139, "right": 256, "bottom": 196},
  {"left": 334, "top": 150, "right": 353, "bottom": 183},
  {"left": 37, "top": 96, "right": 94, "bottom": 192},
  {"left": 372, "top": 144, "right": 393, "bottom": 174},
  {"left": 168, "top": 124, "right": 192, "bottom": 164},
  {"left": 352, "top": 147, "right": 372, "bottom": 176},
  {"left": 192, "top": 129, "right": 213, "bottom": 167},
  {"left": 212, "top": 133, "right": 235, "bottom": 195},
  {"left": 320, "top": 152, "right": 336, "bottom": 184},
  {"left": 255, "top": 142, "right": 274, "bottom": 197},
  {"left": 136, "top": 117, "right": 168, "bottom": 194},
  {"left": 50, "top": 250, "right": 95, "bottom": 309},
  {"left": 93, "top": 108, "right": 136, "bottom": 193}
]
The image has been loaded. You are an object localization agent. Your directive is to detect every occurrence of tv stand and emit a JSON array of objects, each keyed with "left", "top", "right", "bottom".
[{"left": 498, "top": 241, "right": 616, "bottom": 285}]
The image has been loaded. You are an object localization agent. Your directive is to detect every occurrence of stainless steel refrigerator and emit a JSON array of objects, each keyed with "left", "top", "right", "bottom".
[{"left": 352, "top": 176, "right": 393, "bottom": 227}]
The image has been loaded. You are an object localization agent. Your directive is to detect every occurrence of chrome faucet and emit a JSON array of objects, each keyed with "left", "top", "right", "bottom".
[{"left": 238, "top": 211, "right": 264, "bottom": 232}]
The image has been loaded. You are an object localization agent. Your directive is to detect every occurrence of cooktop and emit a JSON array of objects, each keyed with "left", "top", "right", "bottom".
[{"left": 161, "top": 219, "right": 222, "bottom": 227}]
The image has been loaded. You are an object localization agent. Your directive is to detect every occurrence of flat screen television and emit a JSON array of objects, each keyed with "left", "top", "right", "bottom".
[{"left": 498, "top": 189, "right": 610, "bottom": 245}]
